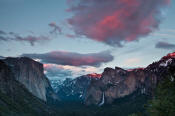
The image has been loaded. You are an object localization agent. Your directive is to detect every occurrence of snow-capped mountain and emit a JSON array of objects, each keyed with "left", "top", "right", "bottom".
[{"left": 50, "top": 73, "right": 101, "bottom": 102}]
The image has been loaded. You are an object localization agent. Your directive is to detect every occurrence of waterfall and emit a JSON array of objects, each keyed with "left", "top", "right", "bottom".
[{"left": 98, "top": 92, "right": 105, "bottom": 106}]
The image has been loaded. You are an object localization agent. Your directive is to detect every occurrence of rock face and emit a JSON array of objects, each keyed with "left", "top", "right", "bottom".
[
  {"left": 51, "top": 74, "right": 101, "bottom": 102},
  {"left": 0, "top": 60, "right": 14, "bottom": 95},
  {"left": 3, "top": 57, "right": 58, "bottom": 101},
  {"left": 85, "top": 52, "right": 175, "bottom": 105},
  {"left": 0, "top": 60, "right": 56, "bottom": 116}
]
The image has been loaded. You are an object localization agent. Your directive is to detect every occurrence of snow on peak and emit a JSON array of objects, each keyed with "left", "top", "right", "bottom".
[
  {"left": 0, "top": 56, "right": 5, "bottom": 60},
  {"left": 160, "top": 58, "right": 173, "bottom": 67}
]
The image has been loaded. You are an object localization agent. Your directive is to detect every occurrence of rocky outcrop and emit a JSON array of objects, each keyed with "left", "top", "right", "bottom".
[
  {"left": 3, "top": 57, "right": 58, "bottom": 101},
  {"left": 85, "top": 52, "right": 175, "bottom": 105}
]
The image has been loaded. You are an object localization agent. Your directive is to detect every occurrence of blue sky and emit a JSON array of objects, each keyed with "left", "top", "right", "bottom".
[{"left": 0, "top": 0, "right": 175, "bottom": 79}]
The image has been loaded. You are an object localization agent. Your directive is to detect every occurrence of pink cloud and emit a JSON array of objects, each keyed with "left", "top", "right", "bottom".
[
  {"left": 22, "top": 50, "right": 113, "bottom": 67},
  {"left": 67, "top": 0, "right": 170, "bottom": 46}
]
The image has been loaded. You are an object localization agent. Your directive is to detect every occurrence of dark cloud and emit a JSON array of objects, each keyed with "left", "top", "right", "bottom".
[
  {"left": 67, "top": 0, "right": 170, "bottom": 46},
  {"left": 12, "top": 35, "right": 50, "bottom": 46},
  {"left": 155, "top": 41, "right": 175, "bottom": 49},
  {"left": 0, "top": 30, "right": 6, "bottom": 35},
  {"left": 49, "top": 22, "right": 62, "bottom": 34},
  {"left": 0, "top": 30, "right": 7, "bottom": 41},
  {"left": 0, "top": 30, "right": 51, "bottom": 46},
  {"left": 21, "top": 50, "right": 114, "bottom": 67},
  {"left": 0, "top": 36, "right": 8, "bottom": 41}
]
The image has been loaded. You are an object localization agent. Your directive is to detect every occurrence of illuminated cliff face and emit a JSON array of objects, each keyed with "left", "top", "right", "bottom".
[
  {"left": 84, "top": 52, "right": 175, "bottom": 105},
  {"left": 162, "top": 52, "right": 175, "bottom": 60},
  {"left": 87, "top": 73, "right": 102, "bottom": 78}
]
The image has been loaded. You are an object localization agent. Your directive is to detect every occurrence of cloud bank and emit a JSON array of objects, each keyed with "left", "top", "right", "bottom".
[
  {"left": 22, "top": 50, "right": 114, "bottom": 67},
  {"left": 44, "top": 64, "right": 72, "bottom": 80},
  {"left": 44, "top": 64, "right": 99, "bottom": 79},
  {"left": 155, "top": 41, "right": 175, "bottom": 49},
  {"left": 67, "top": 0, "right": 170, "bottom": 46}
]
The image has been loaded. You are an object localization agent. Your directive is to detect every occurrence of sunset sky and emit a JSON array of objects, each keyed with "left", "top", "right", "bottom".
[{"left": 0, "top": 0, "right": 175, "bottom": 80}]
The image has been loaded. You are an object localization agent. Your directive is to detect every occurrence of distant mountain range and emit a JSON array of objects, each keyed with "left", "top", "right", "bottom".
[
  {"left": 0, "top": 52, "right": 175, "bottom": 116},
  {"left": 50, "top": 73, "right": 101, "bottom": 102}
]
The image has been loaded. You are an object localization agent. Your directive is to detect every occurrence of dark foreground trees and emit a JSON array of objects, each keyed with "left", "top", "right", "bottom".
[{"left": 147, "top": 70, "right": 175, "bottom": 116}]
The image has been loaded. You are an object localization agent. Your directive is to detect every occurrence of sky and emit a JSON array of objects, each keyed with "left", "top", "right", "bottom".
[{"left": 0, "top": 0, "right": 175, "bottom": 80}]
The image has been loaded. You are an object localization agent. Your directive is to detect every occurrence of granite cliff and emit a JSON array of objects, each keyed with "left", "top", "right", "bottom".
[
  {"left": 0, "top": 60, "right": 57, "bottom": 116},
  {"left": 84, "top": 52, "right": 175, "bottom": 105},
  {"left": 3, "top": 57, "right": 58, "bottom": 101}
]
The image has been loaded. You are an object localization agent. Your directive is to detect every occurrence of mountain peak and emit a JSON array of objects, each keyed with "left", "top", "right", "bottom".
[{"left": 162, "top": 52, "right": 175, "bottom": 60}]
